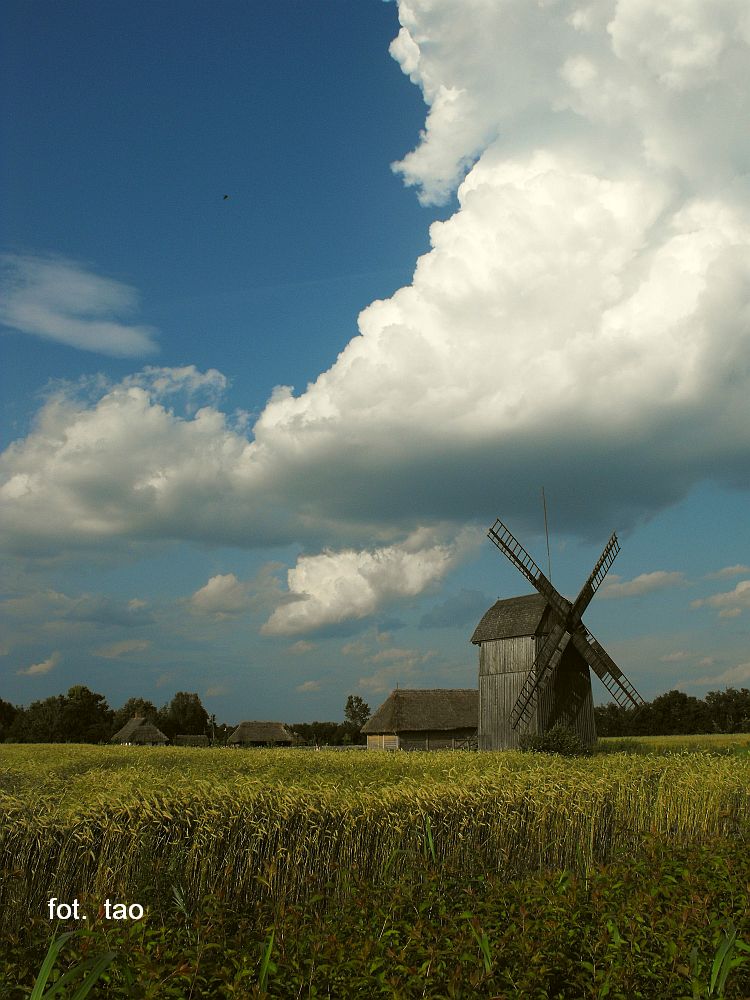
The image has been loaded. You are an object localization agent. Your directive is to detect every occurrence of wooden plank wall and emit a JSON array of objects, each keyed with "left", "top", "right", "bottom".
[
  {"left": 367, "top": 730, "right": 477, "bottom": 751},
  {"left": 366, "top": 734, "right": 399, "bottom": 750},
  {"left": 479, "top": 636, "right": 536, "bottom": 676},
  {"left": 398, "top": 729, "right": 478, "bottom": 751},
  {"left": 479, "top": 637, "right": 536, "bottom": 749},
  {"left": 478, "top": 638, "right": 597, "bottom": 748}
]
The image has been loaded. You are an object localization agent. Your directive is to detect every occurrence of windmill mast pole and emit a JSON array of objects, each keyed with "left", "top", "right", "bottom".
[{"left": 541, "top": 487, "right": 552, "bottom": 583}]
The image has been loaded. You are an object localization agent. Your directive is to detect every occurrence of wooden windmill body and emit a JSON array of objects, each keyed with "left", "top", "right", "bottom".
[{"left": 472, "top": 519, "right": 645, "bottom": 750}]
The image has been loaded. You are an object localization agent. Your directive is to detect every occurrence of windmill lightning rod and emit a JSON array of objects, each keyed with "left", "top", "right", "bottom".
[{"left": 541, "top": 487, "right": 552, "bottom": 583}]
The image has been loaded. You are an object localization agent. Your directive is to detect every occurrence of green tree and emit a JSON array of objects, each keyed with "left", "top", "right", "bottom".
[
  {"left": 704, "top": 687, "right": 750, "bottom": 733},
  {"left": 593, "top": 702, "right": 632, "bottom": 737},
  {"left": 343, "top": 694, "right": 370, "bottom": 745},
  {"left": 61, "top": 686, "right": 113, "bottom": 743},
  {"left": 7, "top": 696, "right": 66, "bottom": 743},
  {"left": 0, "top": 698, "right": 18, "bottom": 742},
  {"left": 291, "top": 721, "right": 345, "bottom": 746},
  {"left": 160, "top": 691, "right": 208, "bottom": 737},
  {"left": 344, "top": 695, "right": 370, "bottom": 729},
  {"left": 635, "top": 689, "right": 711, "bottom": 736}
]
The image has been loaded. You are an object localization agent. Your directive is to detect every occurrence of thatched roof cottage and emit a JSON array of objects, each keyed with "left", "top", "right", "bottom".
[
  {"left": 110, "top": 717, "right": 168, "bottom": 746},
  {"left": 228, "top": 721, "right": 294, "bottom": 746},
  {"left": 362, "top": 689, "right": 478, "bottom": 750}
]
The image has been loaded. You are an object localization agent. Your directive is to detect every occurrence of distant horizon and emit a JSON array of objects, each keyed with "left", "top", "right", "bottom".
[{"left": 6, "top": 675, "right": 745, "bottom": 727}]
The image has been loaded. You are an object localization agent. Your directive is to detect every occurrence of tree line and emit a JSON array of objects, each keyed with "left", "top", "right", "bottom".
[
  {"left": 594, "top": 687, "right": 750, "bottom": 736},
  {"left": 0, "top": 689, "right": 372, "bottom": 745},
  {"left": 3, "top": 685, "right": 745, "bottom": 745}
]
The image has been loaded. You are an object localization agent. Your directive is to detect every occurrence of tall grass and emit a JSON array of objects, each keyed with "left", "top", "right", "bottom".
[{"left": 1, "top": 746, "right": 748, "bottom": 935}]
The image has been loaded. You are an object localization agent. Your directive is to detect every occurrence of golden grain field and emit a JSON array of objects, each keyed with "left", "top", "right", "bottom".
[{"left": 1, "top": 743, "right": 748, "bottom": 933}]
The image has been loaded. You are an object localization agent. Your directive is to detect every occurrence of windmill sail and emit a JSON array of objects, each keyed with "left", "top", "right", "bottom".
[
  {"left": 486, "top": 517, "right": 644, "bottom": 731},
  {"left": 569, "top": 532, "right": 620, "bottom": 622},
  {"left": 487, "top": 520, "right": 571, "bottom": 621},
  {"left": 509, "top": 626, "right": 570, "bottom": 729},
  {"left": 569, "top": 627, "right": 645, "bottom": 711}
]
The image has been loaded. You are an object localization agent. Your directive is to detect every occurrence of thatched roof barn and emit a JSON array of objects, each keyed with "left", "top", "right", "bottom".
[
  {"left": 228, "top": 721, "right": 294, "bottom": 746},
  {"left": 172, "top": 734, "right": 209, "bottom": 747},
  {"left": 472, "top": 593, "right": 596, "bottom": 750},
  {"left": 362, "top": 689, "right": 478, "bottom": 750},
  {"left": 110, "top": 717, "right": 168, "bottom": 746}
]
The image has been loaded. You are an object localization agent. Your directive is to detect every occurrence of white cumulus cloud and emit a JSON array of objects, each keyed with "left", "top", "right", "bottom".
[
  {"left": 659, "top": 650, "right": 690, "bottom": 663},
  {"left": 261, "top": 530, "right": 473, "bottom": 636},
  {"left": 707, "top": 564, "right": 750, "bottom": 579},
  {"left": 190, "top": 574, "right": 252, "bottom": 618},
  {"left": 691, "top": 579, "right": 750, "bottom": 615},
  {"left": 679, "top": 661, "right": 750, "bottom": 687},
  {"left": 599, "top": 571, "right": 685, "bottom": 599}
]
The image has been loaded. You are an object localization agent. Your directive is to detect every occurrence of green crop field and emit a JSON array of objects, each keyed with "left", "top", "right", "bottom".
[{"left": 1, "top": 741, "right": 749, "bottom": 998}]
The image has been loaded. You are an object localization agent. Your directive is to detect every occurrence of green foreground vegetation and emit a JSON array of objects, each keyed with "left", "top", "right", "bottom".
[{"left": 1, "top": 739, "right": 749, "bottom": 998}]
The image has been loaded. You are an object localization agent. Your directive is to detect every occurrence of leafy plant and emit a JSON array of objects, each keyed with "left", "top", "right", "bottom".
[
  {"left": 422, "top": 813, "right": 437, "bottom": 864},
  {"left": 519, "top": 724, "right": 593, "bottom": 756},
  {"left": 709, "top": 922, "right": 750, "bottom": 997},
  {"left": 29, "top": 930, "right": 115, "bottom": 1000},
  {"left": 465, "top": 915, "right": 493, "bottom": 974},
  {"left": 258, "top": 929, "right": 275, "bottom": 992}
]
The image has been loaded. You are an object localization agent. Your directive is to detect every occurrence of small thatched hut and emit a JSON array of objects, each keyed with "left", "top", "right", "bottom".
[
  {"left": 228, "top": 721, "right": 294, "bottom": 747},
  {"left": 110, "top": 717, "right": 168, "bottom": 746},
  {"left": 361, "top": 689, "right": 478, "bottom": 750}
]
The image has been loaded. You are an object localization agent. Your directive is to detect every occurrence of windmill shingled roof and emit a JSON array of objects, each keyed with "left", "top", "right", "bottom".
[
  {"left": 470, "top": 593, "right": 549, "bottom": 644},
  {"left": 361, "top": 689, "right": 478, "bottom": 734}
]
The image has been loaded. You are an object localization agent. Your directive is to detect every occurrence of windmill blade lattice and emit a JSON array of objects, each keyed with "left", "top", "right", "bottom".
[
  {"left": 569, "top": 532, "right": 620, "bottom": 623},
  {"left": 569, "top": 627, "right": 645, "bottom": 711},
  {"left": 488, "top": 520, "right": 571, "bottom": 621}
]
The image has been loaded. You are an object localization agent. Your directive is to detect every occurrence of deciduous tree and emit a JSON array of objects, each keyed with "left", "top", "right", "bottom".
[{"left": 160, "top": 691, "right": 208, "bottom": 737}]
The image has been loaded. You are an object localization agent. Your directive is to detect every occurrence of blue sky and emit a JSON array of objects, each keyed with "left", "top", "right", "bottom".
[{"left": 1, "top": 0, "right": 749, "bottom": 725}]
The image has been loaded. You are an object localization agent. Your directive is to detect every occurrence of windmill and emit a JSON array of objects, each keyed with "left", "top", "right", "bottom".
[{"left": 471, "top": 518, "right": 645, "bottom": 749}]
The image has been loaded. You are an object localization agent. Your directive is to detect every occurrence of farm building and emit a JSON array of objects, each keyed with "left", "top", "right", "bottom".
[
  {"left": 172, "top": 734, "right": 209, "bottom": 747},
  {"left": 110, "top": 717, "right": 168, "bottom": 746},
  {"left": 228, "top": 721, "right": 295, "bottom": 747},
  {"left": 362, "top": 689, "right": 478, "bottom": 750},
  {"left": 471, "top": 593, "right": 596, "bottom": 750}
]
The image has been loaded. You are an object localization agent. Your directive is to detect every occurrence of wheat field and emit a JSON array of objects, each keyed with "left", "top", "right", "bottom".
[{"left": 1, "top": 743, "right": 748, "bottom": 933}]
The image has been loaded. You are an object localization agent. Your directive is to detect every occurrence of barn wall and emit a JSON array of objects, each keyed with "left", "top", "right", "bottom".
[
  {"left": 368, "top": 730, "right": 476, "bottom": 751},
  {"left": 366, "top": 734, "right": 399, "bottom": 751},
  {"left": 397, "top": 728, "right": 477, "bottom": 751}
]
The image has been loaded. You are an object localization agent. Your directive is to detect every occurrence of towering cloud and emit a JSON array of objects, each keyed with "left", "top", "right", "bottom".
[{"left": 2, "top": 0, "right": 749, "bottom": 632}]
